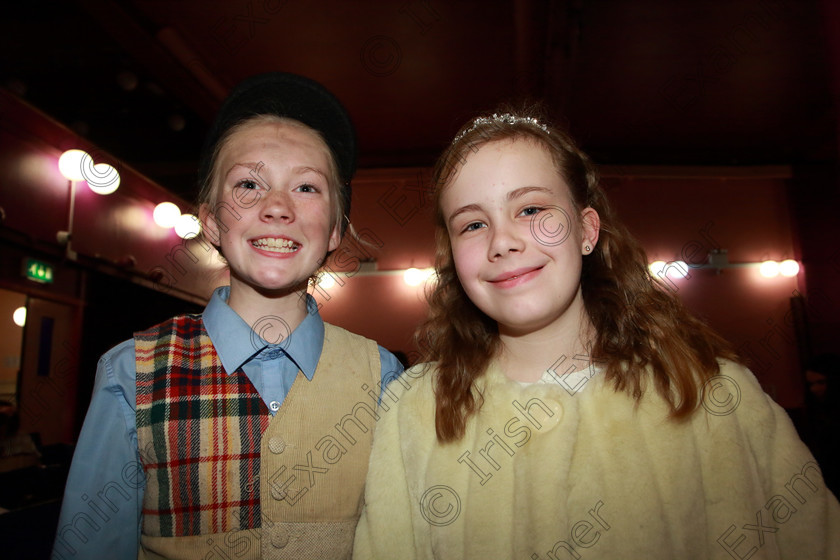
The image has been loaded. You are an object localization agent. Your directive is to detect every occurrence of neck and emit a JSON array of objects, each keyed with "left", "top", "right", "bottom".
[
  {"left": 227, "top": 279, "right": 310, "bottom": 338},
  {"left": 497, "top": 306, "right": 594, "bottom": 383}
]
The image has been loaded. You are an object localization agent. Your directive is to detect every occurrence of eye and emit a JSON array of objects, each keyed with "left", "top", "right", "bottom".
[
  {"left": 520, "top": 206, "right": 543, "bottom": 217},
  {"left": 234, "top": 179, "right": 261, "bottom": 190},
  {"left": 462, "top": 221, "right": 485, "bottom": 233},
  {"left": 295, "top": 183, "right": 319, "bottom": 193}
]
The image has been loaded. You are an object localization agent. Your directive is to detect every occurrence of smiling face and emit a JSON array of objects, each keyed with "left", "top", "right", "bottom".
[
  {"left": 441, "top": 138, "right": 599, "bottom": 338},
  {"left": 201, "top": 119, "right": 340, "bottom": 304}
]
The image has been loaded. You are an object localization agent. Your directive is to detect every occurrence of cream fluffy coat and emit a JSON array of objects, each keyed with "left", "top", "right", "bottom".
[{"left": 354, "top": 360, "right": 840, "bottom": 559}]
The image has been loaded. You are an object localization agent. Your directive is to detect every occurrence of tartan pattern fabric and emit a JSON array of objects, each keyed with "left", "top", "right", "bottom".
[{"left": 135, "top": 314, "right": 270, "bottom": 538}]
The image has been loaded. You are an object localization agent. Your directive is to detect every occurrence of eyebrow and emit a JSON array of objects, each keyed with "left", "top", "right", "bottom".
[
  {"left": 225, "top": 162, "right": 262, "bottom": 178},
  {"left": 447, "top": 203, "right": 483, "bottom": 228},
  {"left": 294, "top": 166, "right": 329, "bottom": 179},
  {"left": 507, "top": 185, "right": 553, "bottom": 200},
  {"left": 224, "top": 162, "right": 328, "bottom": 180},
  {"left": 447, "top": 185, "right": 554, "bottom": 227}
]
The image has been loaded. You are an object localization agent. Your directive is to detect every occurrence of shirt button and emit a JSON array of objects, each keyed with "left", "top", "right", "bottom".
[
  {"left": 269, "top": 400, "right": 280, "bottom": 412},
  {"left": 268, "top": 437, "right": 286, "bottom": 454},
  {"left": 271, "top": 485, "right": 287, "bottom": 500},
  {"left": 270, "top": 526, "right": 290, "bottom": 548}
]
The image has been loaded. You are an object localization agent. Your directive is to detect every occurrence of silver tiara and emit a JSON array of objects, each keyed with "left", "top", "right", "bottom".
[{"left": 452, "top": 113, "right": 550, "bottom": 144}]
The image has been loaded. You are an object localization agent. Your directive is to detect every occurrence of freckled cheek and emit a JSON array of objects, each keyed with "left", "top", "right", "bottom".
[
  {"left": 299, "top": 200, "right": 333, "bottom": 223},
  {"left": 452, "top": 248, "right": 481, "bottom": 283}
]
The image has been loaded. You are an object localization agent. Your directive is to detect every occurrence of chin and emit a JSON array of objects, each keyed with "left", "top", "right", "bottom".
[
  {"left": 240, "top": 271, "right": 310, "bottom": 294},
  {"left": 498, "top": 313, "right": 556, "bottom": 335},
  {"left": 255, "top": 282, "right": 309, "bottom": 297}
]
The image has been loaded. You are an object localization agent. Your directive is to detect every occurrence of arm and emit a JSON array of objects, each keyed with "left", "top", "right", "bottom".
[
  {"left": 722, "top": 361, "right": 840, "bottom": 558},
  {"left": 52, "top": 340, "right": 143, "bottom": 560}
]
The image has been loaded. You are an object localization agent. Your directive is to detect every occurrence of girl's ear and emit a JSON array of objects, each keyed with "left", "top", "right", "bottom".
[
  {"left": 327, "top": 221, "right": 342, "bottom": 253},
  {"left": 199, "top": 202, "right": 221, "bottom": 247},
  {"left": 580, "top": 207, "right": 600, "bottom": 254}
]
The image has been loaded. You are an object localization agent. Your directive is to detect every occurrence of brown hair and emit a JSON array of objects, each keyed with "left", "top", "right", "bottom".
[{"left": 419, "top": 108, "right": 738, "bottom": 442}]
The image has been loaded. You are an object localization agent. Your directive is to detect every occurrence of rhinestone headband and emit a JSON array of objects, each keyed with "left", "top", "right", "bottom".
[{"left": 452, "top": 113, "right": 550, "bottom": 145}]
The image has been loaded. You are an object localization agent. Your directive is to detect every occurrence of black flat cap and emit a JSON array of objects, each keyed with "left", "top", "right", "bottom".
[{"left": 198, "top": 72, "right": 356, "bottom": 225}]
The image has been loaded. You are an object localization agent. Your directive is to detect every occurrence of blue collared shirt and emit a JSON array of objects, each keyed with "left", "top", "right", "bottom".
[{"left": 52, "top": 287, "right": 403, "bottom": 560}]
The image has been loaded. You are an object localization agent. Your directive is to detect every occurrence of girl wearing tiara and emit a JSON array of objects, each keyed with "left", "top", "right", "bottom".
[{"left": 354, "top": 110, "right": 839, "bottom": 558}]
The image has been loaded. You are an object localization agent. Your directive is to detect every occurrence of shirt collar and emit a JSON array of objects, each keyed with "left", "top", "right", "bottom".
[{"left": 202, "top": 286, "right": 325, "bottom": 379}]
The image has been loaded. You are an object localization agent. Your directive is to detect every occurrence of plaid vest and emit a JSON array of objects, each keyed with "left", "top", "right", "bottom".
[{"left": 136, "top": 314, "right": 381, "bottom": 559}]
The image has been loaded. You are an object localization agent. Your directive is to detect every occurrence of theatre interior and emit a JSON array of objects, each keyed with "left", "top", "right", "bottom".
[{"left": 0, "top": 0, "right": 838, "bottom": 556}]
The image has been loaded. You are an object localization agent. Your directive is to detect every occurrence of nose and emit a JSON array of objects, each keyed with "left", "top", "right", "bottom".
[
  {"left": 260, "top": 187, "right": 294, "bottom": 222},
  {"left": 488, "top": 220, "right": 525, "bottom": 259}
]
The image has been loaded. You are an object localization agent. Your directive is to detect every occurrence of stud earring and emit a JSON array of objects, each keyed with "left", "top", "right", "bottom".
[{"left": 585, "top": 245, "right": 591, "bottom": 253}]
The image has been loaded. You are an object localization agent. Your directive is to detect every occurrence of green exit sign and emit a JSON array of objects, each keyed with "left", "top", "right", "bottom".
[{"left": 24, "top": 258, "right": 54, "bottom": 284}]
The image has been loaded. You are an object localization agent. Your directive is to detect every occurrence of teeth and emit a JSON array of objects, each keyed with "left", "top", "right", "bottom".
[{"left": 252, "top": 238, "right": 298, "bottom": 253}]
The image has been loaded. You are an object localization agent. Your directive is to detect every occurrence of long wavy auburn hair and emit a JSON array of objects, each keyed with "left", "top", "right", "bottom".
[{"left": 418, "top": 108, "right": 738, "bottom": 442}]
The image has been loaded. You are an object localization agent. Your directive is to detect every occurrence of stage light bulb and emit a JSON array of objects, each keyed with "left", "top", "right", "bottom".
[
  {"left": 318, "top": 273, "right": 336, "bottom": 289},
  {"left": 87, "top": 163, "right": 120, "bottom": 195},
  {"left": 649, "top": 261, "right": 666, "bottom": 277},
  {"left": 58, "top": 149, "right": 90, "bottom": 181},
  {"left": 779, "top": 259, "right": 800, "bottom": 277},
  {"left": 13, "top": 306, "right": 26, "bottom": 327},
  {"left": 760, "top": 260, "right": 779, "bottom": 278},
  {"left": 175, "top": 213, "right": 201, "bottom": 239},
  {"left": 154, "top": 202, "right": 181, "bottom": 228},
  {"left": 404, "top": 267, "right": 434, "bottom": 286}
]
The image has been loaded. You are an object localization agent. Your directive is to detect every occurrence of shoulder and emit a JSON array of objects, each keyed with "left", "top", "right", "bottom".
[
  {"left": 381, "top": 361, "right": 437, "bottom": 414},
  {"left": 133, "top": 316, "right": 204, "bottom": 362},
  {"left": 375, "top": 362, "right": 439, "bottom": 450},
  {"left": 134, "top": 314, "right": 203, "bottom": 340},
  {"left": 693, "top": 359, "right": 804, "bottom": 454},
  {"left": 101, "top": 337, "right": 136, "bottom": 363},
  {"left": 322, "top": 322, "right": 379, "bottom": 351},
  {"left": 716, "top": 358, "right": 758, "bottom": 384},
  {"left": 323, "top": 321, "right": 377, "bottom": 345},
  {"left": 708, "top": 358, "right": 772, "bottom": 415},
  {"left": 96, "top": 338, "right": 137, "bottom": 393},
  {"left": 321, "top": 323, "right": 403, "bottom": 372}
]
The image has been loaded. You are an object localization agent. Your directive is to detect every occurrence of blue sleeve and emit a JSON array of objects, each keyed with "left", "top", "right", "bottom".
[
  {"left": 377, "top": 346, "right": 404, "bottom": 397},
  {"left": 52, "top": 340, "right": 143, "bottom": 560}
]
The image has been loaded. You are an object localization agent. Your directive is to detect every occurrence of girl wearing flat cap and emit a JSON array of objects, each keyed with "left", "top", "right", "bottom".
[{"left": 53, "top": 73, "right": 403, "bottom": 560}]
